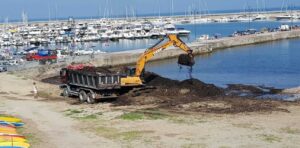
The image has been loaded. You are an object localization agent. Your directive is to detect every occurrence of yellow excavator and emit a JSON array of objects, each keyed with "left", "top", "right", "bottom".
[{"left": 121, "top": 34, "right": 195, "bottom": 86}]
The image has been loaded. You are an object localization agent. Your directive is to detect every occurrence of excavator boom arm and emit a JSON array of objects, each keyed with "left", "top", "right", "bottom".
[{"left": 135, "top": 34, "right": 193, "bottom": 77}]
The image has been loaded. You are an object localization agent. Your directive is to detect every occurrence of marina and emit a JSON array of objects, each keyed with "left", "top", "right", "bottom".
[
  {"left": 0, "top": 11, "right": 300, "bottom": 65},
  {"left": 1, "top": 1, "right": 300, "bottom": 148},
  {"left": 0, "top": 11, "right": 300, "bottom": 51}
]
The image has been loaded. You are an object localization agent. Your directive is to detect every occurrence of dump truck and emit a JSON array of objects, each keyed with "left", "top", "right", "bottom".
[{"left": 59, "top": 34, "right": 195, "bottom": 103}]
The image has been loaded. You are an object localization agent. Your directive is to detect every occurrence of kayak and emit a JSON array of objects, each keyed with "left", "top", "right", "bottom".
[
  {"left": 0, "top": 130, "right": 17, "bottom": 135},
  {"left": 0, "top": 147, "right": 23, "bottom": 148},
  {"left": 0, "top": 126, "right": 16, "bottom": 130},
  {"left": 0, "top": 136, "right": 27, "bottom": 142},
  {"left": 0, "top": 122, "right": 24, "bottom": 127},
  {"left": 0, "top": 125, "right": 16, "bottom": 130},
  {"left": 0, "top": 134, "right": 25, "bottom": 139},
  {"left": 0, "top": 117, "right": 22, "bottom": 123},
  {"left": 0, "top": 141, "right": 30, "bottom": 148},
  {"left": 0, "top": 129, "right": 17, "bottom": 134},
  {"left": 0, "top": 122, "right": 14, "bottom": 127}
]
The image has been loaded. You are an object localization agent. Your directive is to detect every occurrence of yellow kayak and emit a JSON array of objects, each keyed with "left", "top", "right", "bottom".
[
  {"left": 0, "top": 117, "right": 22, "bottom": 123},
  {"left": 0, "top": 126, "right": 16, "bottom": 130},
  {"left": 0, "top": 130, "right": 17, "bottom": 135},
  {"left": 0, "top": 136, "right": 27, "bottom": 142},
  {"left": 0, "top": 141, "right": 30, "bottom": 148}
]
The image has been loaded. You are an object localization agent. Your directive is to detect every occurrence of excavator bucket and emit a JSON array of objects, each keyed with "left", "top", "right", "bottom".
[{"left": 178, "top": 54, "right": 195, "bottom": 66}]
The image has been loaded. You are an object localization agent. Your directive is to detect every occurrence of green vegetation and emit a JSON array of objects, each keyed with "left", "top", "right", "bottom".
[
  {"left": 120, "top": 131, "right": 144, "bottom": 141},
  {"left": 77, "top": 114, "right": 98, "bottom": 120},
  {"left": 181, "top": 143, "right": 207, "bottom": 148},
  {"left": 120, "top": 112, "right": 144, "bottom": 121},
  {"left": 259, "top": 134, "right": 281, "bottom": 143},
  {"left": 281, "top": 127, "right": 300, "bottom": 135},
  {"left": 64, "top": 109, "right": 83, "bottom": 116},
  {"left": 232, "top": 123, "right": 262, "bottom": 130},
  {"left": 233, "top": 123, "right": 253, "bottom": 129},
  {"left": 119, "top": 109, "right": 203, "bottom": 125},
  {"left": 95, "top": 126, "right": 119, "bottom": 139},
  {"left": 95, "top": 126, "right": 152, "bottom": 141},
  {"left": 64, "top": 109, "right": 98, "bottom": 120},
  {"left": 119, "top": 109, "right": 169, "bottom": 121}
]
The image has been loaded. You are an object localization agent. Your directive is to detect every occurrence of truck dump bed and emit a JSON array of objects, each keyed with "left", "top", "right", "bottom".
[{"left": 64, "top": 69, "right": 123, "bottom": 90}]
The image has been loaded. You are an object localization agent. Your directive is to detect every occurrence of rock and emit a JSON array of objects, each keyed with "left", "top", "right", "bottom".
[{"left": 180, "top": 89, "right": 190, "bottom": 95}]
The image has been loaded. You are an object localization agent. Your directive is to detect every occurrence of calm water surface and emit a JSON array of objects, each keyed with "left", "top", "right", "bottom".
[{"left": 146, "top": 38, "right": 300, "bottom": 89}]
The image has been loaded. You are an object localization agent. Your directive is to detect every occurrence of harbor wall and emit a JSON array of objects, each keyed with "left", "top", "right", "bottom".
[
  {"left": 90, "top": 29, "right": 300, "bottom": 67},
  {"left": 8, "top": 29, "right": 300, "bottom": 72}
]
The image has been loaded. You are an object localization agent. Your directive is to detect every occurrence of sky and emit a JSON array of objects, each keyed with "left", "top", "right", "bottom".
[{"left": 0, "top": 0, "right": 299, "bottom": 21}]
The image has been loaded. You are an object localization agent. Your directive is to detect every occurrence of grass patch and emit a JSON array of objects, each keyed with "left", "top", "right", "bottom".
[
  {"left": 232, "top": 123, "right": 262, "bottom": 130},
  {"left": 95, "top": 126, "right": 153, "bottom": 141},
  {"left": 181, "top": 143, "right": 207, "bottom": 148},
  {"left": 233, "top": 123, "right": 253, "bottom": 129},
  {"left": 119, "top": 109, "right": 168, "bottom": 121},
  {"left": 77, "top": 114, "right": 97, "bottom": 120},
  {"left": 281, "top": 127, "right": 300, "bottom": 135},
  {"left": 259, "top": 134, "right": 281, "bottom": 143},
  {"left": 95, "top": 126, "right": 120, "bottom": 139},
  {"left": 120, "top": 131, "right": 143, "bottom": 141},
  {"left": 64, "top": 109, "right": 99, "bottom": 120},
  {"left": 168, "top": 116, "right": 204, "bottom": 125},
  {"left": 120, "top": 112, "right": 144, "bottom": 121},
  {"left": 64, "top": 109, "right": 83, "bottom": 116},
  {"left": 143, "top": 109, "right": 169, "bottom": 120}
]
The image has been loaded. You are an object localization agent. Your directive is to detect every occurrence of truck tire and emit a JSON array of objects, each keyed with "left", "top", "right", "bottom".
[
  {"left": 62, "top": 88, "right": 70, "bottom": 98},
  {"left": 87, "top": 92, "right": 96, "bottom": 104},
  {"left": 79, "top": 91, "right": 87, "bottom": 103}
]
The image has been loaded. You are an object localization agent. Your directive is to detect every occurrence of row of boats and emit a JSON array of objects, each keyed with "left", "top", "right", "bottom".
[
  {"left": 0, "top": 18, "right": 190, "bottom": 47},
  {"left": 0, "top": 116, "right": 30, "bottom": 148},
  {"left": 1, "top": 12, "right": 300, "bottom": 48}
]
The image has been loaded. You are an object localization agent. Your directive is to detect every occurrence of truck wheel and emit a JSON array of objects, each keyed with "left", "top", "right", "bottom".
[
  {"left": 87, "top": 92, "right": 96, "bottom": 104},
  {"left": 62, "top": 88, "right": 70, "bottom": 98},
  {"left": 79, "top": 91, "right": 87, "bottom": 103}
]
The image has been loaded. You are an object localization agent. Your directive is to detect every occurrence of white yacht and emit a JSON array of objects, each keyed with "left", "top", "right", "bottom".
[{"left": 164, "top": 23, "right": 179, "bottom": 34}]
